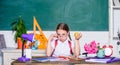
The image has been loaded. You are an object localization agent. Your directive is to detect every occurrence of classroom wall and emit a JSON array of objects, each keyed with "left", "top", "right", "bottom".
[
  {"left": 1, "top": 31, "right": 119, "bottom": 57},
  {"left": 0, "top": 31, "right": 110, "bottom": 54},
  {"left": 0, "top": 31, "right": 120, "bottom": 64}
]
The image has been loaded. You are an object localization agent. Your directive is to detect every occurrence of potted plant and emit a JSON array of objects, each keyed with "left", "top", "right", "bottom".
[{"left": 11, "top": 16, "right": 27, "bottom": 49}]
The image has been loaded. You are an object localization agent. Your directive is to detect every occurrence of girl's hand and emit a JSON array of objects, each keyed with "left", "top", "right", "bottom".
[
  {"left": 49, "top": 33, "right": 58, "bottom": 41},
  {"left": 74, "top": 32, "right": 82, "bottom": 40}
]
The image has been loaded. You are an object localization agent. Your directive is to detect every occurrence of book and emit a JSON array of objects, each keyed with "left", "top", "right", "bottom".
[
  {"left": 107, "top": 57, "right": 120, "bottom": 63},
  {"left": 32, "top": 57, "right": 49, "bottom": 62},
  {"left": 85, "top": 58, "right": 111, "bottom": 63},
  {"left": 85, "top": 57, "right": 120, "bottom": 63},
  {"left": 32, "top": 57, "right": 69, "bottom": 62},
  {"left": 49, "top": 57, "right": 69, "bottom": 61}
]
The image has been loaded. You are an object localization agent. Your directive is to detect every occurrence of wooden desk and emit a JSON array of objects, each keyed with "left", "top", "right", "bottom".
[{"left": 11, "top": 59, "right": 120, "bottom": 65}]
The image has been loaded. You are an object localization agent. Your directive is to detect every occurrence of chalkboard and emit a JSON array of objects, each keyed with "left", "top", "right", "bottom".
[{"left": 0, "top": 0, "right": 108, "bottom": 31}]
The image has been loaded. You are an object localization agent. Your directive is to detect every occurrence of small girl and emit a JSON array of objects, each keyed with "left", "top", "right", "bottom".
[{"left": 46, "top": 23, "right": 82, "bottom": 58}]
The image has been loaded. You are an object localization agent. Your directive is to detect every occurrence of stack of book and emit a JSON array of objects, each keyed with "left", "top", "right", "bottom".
[{"left": 85, "top": 57, "right": 120, "bottom": 63}]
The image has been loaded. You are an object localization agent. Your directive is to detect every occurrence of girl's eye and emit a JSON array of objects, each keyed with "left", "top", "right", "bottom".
[
  {"left": 57, "top": 33, "right": 66, "bottom": 37},
  {"left": 62, "top": 34, "right": 65, "bottom": 36}
]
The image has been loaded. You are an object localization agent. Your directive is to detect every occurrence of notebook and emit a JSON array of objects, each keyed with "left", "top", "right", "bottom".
[
  {"left": 85, "top": 57, "right": 120, "bottom": 63},
  {"left": 85, "top": 58, "right": 111, "bottom": 63}
]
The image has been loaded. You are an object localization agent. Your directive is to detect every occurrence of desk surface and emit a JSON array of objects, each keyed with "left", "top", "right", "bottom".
[{"left": 11, "top": 59, "right": 120, "bottom": 65}]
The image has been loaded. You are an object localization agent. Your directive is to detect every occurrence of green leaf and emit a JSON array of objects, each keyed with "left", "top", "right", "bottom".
[{"left": 11, "top": 16, "right": 27, "bottom": 43}]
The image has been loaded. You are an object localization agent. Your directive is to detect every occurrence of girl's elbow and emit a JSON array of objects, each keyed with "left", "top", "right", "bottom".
[
  {"left": 46, "top": 52, "right": 52, "bottom": 57},
  {"left": 46, "top": 53, "right": 51, "bottom": 57}
]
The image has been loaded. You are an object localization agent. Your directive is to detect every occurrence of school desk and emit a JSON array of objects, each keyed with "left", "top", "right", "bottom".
[{"left": 11, "top": 58, "right": 120, "bottom": 65}]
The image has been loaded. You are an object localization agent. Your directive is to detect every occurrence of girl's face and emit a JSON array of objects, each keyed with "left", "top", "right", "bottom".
[{"left": 57, "top": 29, "right": 69, "bottom": 42}]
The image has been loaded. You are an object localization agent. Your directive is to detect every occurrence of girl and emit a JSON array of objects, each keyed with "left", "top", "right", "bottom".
[{"left": 46, "top": 23, "right": 82, "bottom": 58}]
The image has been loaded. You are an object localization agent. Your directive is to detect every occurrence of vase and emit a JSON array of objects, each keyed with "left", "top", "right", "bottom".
[
  {"left": 17, "top": 37, "right": 22, "bottom": 49},
  {"left": 97, "top": 48, "right": 105, "bottom": 58}
]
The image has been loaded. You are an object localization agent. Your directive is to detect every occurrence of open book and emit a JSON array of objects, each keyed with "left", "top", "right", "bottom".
[{"left": 32, "top": 57, "right": 69, "bottom": 62}]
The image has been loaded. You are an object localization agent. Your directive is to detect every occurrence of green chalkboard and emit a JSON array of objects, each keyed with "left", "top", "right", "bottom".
[{"left": 0, "top": 0, "right": 108, "bottom": 31}]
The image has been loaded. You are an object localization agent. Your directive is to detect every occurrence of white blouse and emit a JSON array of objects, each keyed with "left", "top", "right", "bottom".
[{"left": 50, "top": 38, "right": 74, "bottom": 57}]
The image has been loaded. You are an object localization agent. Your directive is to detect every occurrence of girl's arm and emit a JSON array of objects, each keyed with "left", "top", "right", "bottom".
[
  {"left": 74, "top": 39, "right": 80, "bottom": 58},
  {"left": 46, "top": 34, "right": 57, "bottom": 57},
  {"left": 74, "top": 33, "right": 82, "bottom": 58},
  {"left": 46, "top": 40, "right": 53, "bottom": 57}
]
